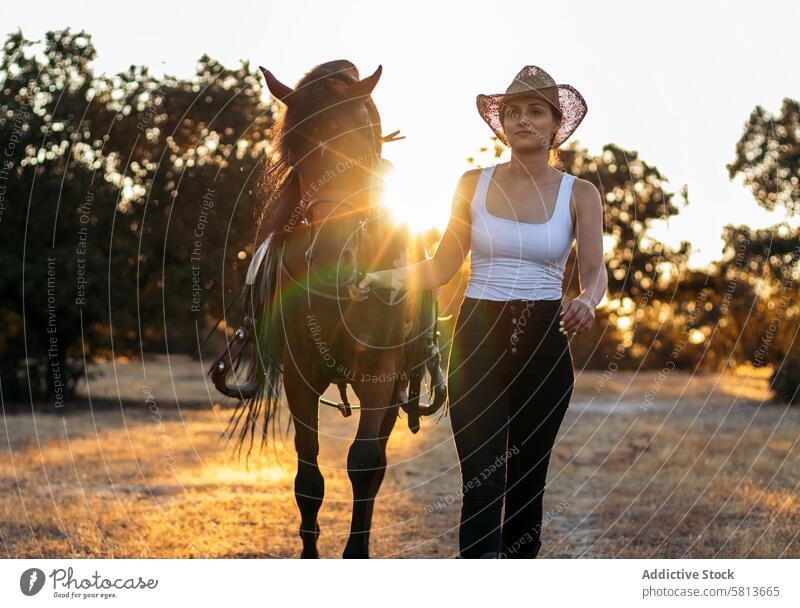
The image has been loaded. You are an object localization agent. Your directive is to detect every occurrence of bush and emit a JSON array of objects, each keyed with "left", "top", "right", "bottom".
[{"left": 769, "top": 355, "right": 800, "bottom": 405}]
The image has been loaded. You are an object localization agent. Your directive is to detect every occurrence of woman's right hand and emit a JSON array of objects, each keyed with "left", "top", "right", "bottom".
[{"left": 348, "top": 272, "right": 377, "bottom": 301}]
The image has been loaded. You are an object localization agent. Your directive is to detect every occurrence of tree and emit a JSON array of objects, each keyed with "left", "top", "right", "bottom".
[
  {"left": 727, "top": 98, "right": 800, "bottom": 216},
  {"left": 558, "top": 143, "right": 690, "bottom": 369},
  {"left": 727, "top": 97, "right": 800, "bottom": 402},
  {"left": 0, "top": 28, "right": 278, "bottom": 405}
]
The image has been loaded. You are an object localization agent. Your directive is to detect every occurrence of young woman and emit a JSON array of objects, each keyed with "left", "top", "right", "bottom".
[{"left": 349, "top": 65, "right": 608, "bottom": 558}]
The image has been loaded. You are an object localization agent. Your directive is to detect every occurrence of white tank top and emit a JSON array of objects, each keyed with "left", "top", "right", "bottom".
[{"left": 464, "top": 164, "right": 577, "bottom": 301}]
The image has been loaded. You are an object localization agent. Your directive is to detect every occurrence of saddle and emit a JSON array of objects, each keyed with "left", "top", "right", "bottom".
[{"left": 207, "top": 218, "right": 447, "bottom": 434}]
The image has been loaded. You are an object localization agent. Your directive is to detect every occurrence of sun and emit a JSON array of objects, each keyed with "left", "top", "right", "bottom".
[{"left": 377, "top": 161, "right": 449, "bottom": 234}]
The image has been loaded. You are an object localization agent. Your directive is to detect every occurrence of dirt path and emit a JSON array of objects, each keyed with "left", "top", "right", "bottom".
[{"left": 1, "top": 359, "right": 797, "bottom": 558}]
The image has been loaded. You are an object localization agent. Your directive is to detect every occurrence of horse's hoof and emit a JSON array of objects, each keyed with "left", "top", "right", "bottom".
[
  {"left": 342, "top": 551, "right": 369, "bottom": 559},
  {"left": 299, "top": 522, "right": 321, "bottom": 557},
  {"left": 342, "top": 540, "right": 369, "bottom": 559}
]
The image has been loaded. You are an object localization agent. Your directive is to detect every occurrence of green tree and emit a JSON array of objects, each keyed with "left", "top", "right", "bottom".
[
  {"left": 0, "top": 28, "right": 277, "bottom": 405},
  {"left": 727, "top": 98, "right": 800, "bottom": 216},
  {"left": 727, "top": 97, "right": 800, "bottom": 402}
]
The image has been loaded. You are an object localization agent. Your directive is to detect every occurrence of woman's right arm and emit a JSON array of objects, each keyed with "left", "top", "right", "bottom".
[{"left": 349, "top": 169, "right": 480, "bottom": 299}]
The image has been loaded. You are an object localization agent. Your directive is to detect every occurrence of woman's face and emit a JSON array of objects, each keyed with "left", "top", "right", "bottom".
[{"left": 501, "top": 94, "right": 560, "bottom": 152}]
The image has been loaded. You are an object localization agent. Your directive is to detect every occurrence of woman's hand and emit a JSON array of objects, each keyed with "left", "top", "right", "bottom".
[
  {"left": 348, "top": 272, "right": 377, "bottom": 301},
  {"left": 559, "top": 295, "right": 596, "bottom": 335},
  {"left": 348, "top": 268, "right": 407, "bottom": 301}
]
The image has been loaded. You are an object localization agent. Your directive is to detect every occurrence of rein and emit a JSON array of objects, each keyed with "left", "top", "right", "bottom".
[{"left": 278, "top": 198, "right": 392, "bottom": 302}]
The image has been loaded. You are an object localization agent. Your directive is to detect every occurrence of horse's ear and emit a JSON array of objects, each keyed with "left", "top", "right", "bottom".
[
  {"left": 259, "top": 66, "right": 294, "bottom": 104},
  {"left": 326, "top": 64, "right": 382, "bottom": 100}
]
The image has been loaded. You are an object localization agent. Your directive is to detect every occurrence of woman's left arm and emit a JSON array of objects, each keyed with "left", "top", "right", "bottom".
[{"left": 560, "top": 179, "right": 608, "bottom": 335}]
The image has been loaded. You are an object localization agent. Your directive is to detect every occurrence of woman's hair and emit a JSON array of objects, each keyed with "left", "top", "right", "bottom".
[{"left": 499, "top": 99, "right": 563, "bottom": 167}]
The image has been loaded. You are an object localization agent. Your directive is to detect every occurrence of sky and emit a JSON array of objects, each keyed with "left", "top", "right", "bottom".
[{"left": 7, "top": 0, "right": 800, "bottom": 268}]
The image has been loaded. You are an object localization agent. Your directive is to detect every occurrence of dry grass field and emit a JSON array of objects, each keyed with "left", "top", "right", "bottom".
[{"left": 1, "top": 357, "right": 798, "bottom": 558}]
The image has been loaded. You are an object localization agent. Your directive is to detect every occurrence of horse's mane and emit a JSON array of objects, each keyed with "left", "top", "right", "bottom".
[{"left": 255, "top": 60, "right": 382, "bottom": 240}]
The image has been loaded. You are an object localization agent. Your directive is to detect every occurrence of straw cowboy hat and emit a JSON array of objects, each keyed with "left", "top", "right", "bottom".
[{"left": 476, "top": 65, "right": 587, "bottom": 148}]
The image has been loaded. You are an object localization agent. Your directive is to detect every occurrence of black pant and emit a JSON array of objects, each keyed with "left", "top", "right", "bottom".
[{"left": 446, "top": 296, "right": 574, "bottom": 558}]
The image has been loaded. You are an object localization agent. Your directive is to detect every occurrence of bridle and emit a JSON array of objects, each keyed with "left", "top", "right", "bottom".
[{"left": 278, "top": 99, "right": 398, "bottom": 302}]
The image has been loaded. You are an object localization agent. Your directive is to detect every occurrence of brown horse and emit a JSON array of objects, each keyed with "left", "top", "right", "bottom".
[{"left": 209, "top": 60, "right": 446, "bottom": 558}]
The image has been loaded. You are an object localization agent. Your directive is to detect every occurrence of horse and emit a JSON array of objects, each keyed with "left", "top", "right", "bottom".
[{"left": 208, "top": 60, "right": 447, "bottom": 558}]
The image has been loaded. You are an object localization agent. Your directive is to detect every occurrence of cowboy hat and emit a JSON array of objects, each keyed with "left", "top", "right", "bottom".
[{"left": 476, "top": 65, "right": 587, "bottom": 148}]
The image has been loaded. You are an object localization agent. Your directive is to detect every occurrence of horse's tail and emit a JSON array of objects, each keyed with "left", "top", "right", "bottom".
[{"left": 222, "top": 236, "right": 288, "bottom": 462}]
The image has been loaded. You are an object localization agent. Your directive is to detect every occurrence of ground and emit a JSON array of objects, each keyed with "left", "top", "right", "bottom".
[{"left": 1, "top": 357, "right": 798, "bottom": 558}]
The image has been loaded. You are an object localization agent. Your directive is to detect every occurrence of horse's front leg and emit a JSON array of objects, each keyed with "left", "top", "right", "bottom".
[
  {"left": 343, "top": 377, "right": 399, "bottom": 559},
  {"left": 283, "top": 364, "right": 326, "bottom": 559}
]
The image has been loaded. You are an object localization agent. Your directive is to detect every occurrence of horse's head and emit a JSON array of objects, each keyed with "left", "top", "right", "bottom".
[
  {"left": 260, "top": 60, "right": 385, "bottom": 287},
  {"left": 260, "top": 60, "right": 382, "bottom": 185}
]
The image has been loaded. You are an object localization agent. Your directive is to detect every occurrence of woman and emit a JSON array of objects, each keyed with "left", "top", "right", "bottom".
[{"left": 349, "top": 65, "right": 608, "bottom": 558}]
